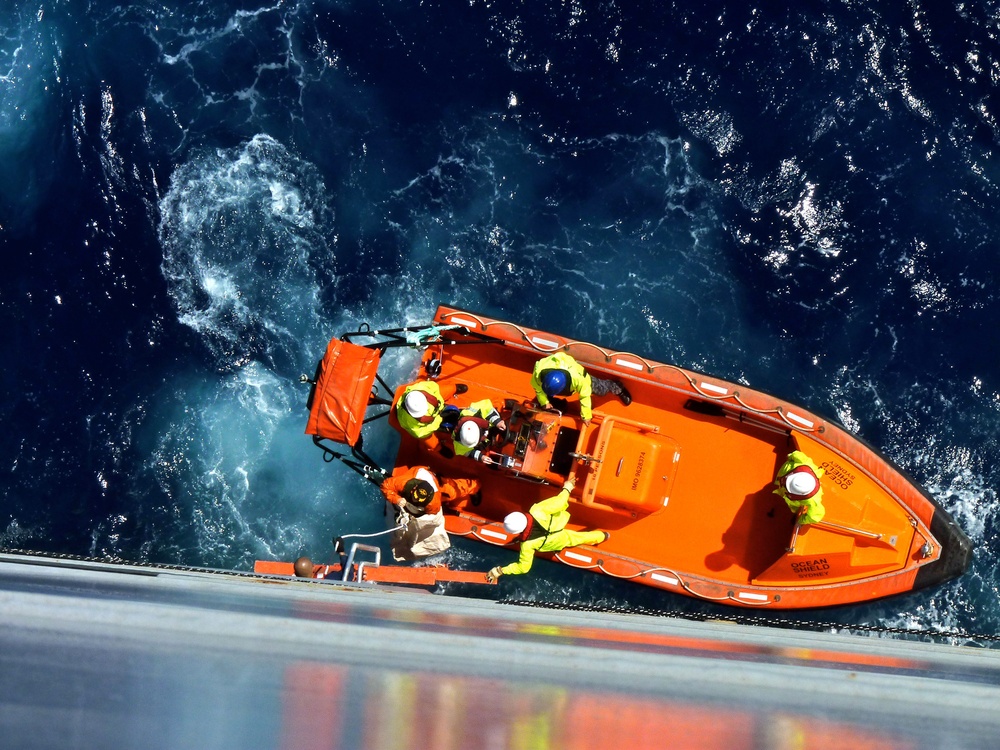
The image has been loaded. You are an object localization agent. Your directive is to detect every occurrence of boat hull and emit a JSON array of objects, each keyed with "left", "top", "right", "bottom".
[{"left": 385, "top": 306, "right": 971, "bottom": 609}]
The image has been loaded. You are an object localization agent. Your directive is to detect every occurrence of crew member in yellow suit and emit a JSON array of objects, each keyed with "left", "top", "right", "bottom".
[
  {"left": 530, "top": 351, "right": 630, "bottom": 424},
  {"left": 452, "top": 398, "right": 508, "bottom": 464},
  {"left": 486, "top": 475, "right": 608, "bottom": 581},
  {"left": 773, "top": 450, "right": 826, "bottom": 524},
  {"left": 394, "top": 379, "right": 467, "bottom": 452}
]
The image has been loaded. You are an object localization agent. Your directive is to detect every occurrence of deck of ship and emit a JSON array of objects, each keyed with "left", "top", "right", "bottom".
[{"left": 1, "top": 552, "right": 997, "bottom": 749}]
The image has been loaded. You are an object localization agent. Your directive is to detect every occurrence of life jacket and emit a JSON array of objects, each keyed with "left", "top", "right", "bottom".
[
  {"left": 518, "top": 514, "right": 550, "bottom": 543},
  {"left": 517, "top": 502, "right": 566, "bottom": 548}
]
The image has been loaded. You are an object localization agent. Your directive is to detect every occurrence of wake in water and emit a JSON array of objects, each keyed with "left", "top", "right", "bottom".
[
  {"left": 158, "top": 134, "right": 334, "bottom": 371},
  {"left": 146, "top": 135, "right": 351, "bottom": 568}
]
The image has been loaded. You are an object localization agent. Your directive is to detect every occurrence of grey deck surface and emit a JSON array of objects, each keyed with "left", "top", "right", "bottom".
[{"left": 1, "top": 553, "right": 997, "bottom": 749}]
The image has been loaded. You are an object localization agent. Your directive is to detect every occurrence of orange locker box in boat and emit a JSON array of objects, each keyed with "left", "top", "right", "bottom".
[{"left": 578, "top": 417, "right": 679, "bottom": 516}]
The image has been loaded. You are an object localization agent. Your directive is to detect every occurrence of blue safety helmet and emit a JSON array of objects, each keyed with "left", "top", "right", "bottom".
[{"left": 541, "top": 369, "right": 570, "bottom": 398}]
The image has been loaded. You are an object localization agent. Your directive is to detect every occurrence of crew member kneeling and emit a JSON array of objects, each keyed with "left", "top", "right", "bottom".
[
  {"left": 773, "top": 450, "right": 826, "bottom": 524},
  {"left": 395, "top": 380, "right": 467, "bottom": 452},
  {"left": 486, "top": 476, "right": 608, "bottom": 582},
  {"left": 452, "top": 399, "right": 508, "bottom": 465},
  {"left": 530, "top": 351, "right": 630, "bottom": 425}
]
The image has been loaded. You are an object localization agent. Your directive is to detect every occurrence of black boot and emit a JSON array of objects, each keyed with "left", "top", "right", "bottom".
[{"left": 614, "top": 382, "right": 632, "bottom": 406}]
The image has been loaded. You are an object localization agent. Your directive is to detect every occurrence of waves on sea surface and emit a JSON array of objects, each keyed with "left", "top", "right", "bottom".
[{"left": 1, "top": 1, "right": 998, "bottom": 637}]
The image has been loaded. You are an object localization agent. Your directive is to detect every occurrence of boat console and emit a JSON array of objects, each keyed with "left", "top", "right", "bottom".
[{"left": 484, "top": 403, "right": 679, "bottom": 518}]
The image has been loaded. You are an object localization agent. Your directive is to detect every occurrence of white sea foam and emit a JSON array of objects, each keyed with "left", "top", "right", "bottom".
[
  {"left": 151, "top": 135, "right": 387, "bottom": 567},
  {"left": 158, "top": 133, "right": 332, "bottom": 371}
]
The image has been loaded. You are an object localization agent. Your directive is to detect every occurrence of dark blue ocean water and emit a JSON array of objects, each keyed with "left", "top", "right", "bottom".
[{"left": 2, "top": 1, "right": 997, "bottom": 636}]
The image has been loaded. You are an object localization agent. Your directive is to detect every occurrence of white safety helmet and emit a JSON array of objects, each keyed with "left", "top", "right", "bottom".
[
  {"left": 403, "top": 390, "right": 428, "bottom": 418},
  {"left": 785, "top": 471, "right": 818, "bottom": 497},
  {"left": 503, "top": 512, "right": 528, "bottom": 536},
  {"left": 458, "top": 420, "right": 483, "bottom": 448}
]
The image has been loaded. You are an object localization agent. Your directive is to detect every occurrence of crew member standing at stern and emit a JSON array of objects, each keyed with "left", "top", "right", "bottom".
[{"left": 773, "top": 450, "right": 826, "bottom": 524}]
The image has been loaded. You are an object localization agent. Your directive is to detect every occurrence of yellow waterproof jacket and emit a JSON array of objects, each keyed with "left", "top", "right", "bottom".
[
  {"left": 530, "top": 352, "right": 594, "bottom": 420},
  {"left": 395, "top": 381, "right": 445, "bottom": 439},
  {"left": 773, "top": 450, "right": 826, "bottom": 524},
  {"left": 453, "top": 399, "right": 503, "bottom": 459},
  {"left": 500, "top": 489, "right": 573, "bottom": 576}
]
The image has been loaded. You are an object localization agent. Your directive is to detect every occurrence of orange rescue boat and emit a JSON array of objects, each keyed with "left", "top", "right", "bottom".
[{"left": 304, "top": 305, "right": 971, "bottom": 609}]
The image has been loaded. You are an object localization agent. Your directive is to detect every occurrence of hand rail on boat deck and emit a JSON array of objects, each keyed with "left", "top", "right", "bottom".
[
  {"left": 341, "top": 543, "right": 381, "bottom": 583},
  {"left": 786, "top": 510, "right": 807, "bottom": 553},
  {"left": 812, "top": 520, "right": 883, "bottom": 541},
  {"left": 786, "top": 513, "right": 885, "bottom": 553}
]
